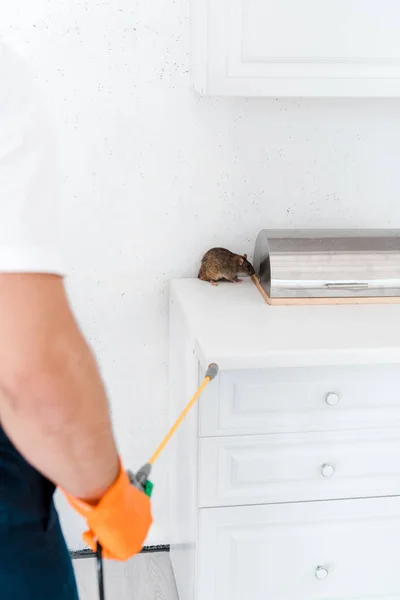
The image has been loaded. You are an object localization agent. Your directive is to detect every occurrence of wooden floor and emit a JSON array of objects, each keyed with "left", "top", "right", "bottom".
[{"left": 73, "top": 552, "right": 179, "bottom": 600}]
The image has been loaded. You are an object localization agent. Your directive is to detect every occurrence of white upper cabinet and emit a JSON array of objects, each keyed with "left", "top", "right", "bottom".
[{"left": 192, "top": 0, "right": 400, "bottom": 96}]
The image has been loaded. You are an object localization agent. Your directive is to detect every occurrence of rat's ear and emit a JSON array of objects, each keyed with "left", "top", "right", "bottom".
[
  {"left": 244, "top": 254, "right": 248, "bottom": 259},
  {"left": 239, "top": 257, "right": 245, "bottom": 265}
]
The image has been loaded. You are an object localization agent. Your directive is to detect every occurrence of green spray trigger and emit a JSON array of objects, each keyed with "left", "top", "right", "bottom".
[{"left": 144, "top": 480, "right": 154, "bottom": 498}]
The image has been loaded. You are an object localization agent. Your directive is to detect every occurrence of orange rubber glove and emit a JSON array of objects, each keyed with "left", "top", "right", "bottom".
[{"left": 62, "top": 462, "right": 152, "bottom": 561}]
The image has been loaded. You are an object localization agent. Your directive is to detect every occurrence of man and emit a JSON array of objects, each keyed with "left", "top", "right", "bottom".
[{"left": 0, "top": 43, "right": 152, "bottom": 599}]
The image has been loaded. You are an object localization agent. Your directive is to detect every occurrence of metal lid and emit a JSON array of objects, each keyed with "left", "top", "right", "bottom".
[{"left": 254, "top": 229, "right": 400, "bottom": 299}]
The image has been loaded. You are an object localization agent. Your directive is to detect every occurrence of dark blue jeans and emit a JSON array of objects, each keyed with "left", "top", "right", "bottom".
[{"left": 0, "top": 426, "right": 79, "bottom": 599}]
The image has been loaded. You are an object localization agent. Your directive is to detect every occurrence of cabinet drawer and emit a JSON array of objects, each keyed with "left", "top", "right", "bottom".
[
  {"left": 199, "top": 429, "right": 400, "bottom": 507},
  {"left": 198, "top": 497, "right": 400, "bottom": 600},
  {"left": 199, "top": 364, "right": 400, "bottom": 437}
]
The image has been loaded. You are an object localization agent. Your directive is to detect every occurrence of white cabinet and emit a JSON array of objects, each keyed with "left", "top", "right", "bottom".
[
  {"left": 169, "top": 279, "right": 400, "bottom": 600},
  {"left": 192, "top": 0, "right": 400, "bottom": 96}
]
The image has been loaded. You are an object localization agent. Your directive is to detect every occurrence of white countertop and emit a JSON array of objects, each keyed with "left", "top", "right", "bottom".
[{"left": 170, "top": 278, "right": 400, "bottom": 370}]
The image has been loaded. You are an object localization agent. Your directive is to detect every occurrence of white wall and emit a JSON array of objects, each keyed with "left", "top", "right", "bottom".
[{"left": 2, "top": 0, "right": 400, "bottom": 549}]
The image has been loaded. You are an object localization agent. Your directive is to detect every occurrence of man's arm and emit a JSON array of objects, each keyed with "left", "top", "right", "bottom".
[
  {"left": 0, "top": 272, "right": 119, "bottom": 502},
  {"left": 0, "top": 46, "right": 152, "bottom": 558}
]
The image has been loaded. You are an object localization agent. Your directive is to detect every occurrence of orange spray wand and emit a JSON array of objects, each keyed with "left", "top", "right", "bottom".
[
  {"left": 96, "top": 363, "right": 219, "bottom": 600},
  {"left": 129, "top": 363, "right": 219, "bottom": 494}
]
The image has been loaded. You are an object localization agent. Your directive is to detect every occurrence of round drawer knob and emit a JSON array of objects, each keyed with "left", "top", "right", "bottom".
[
  {"left": 326, "top": 392, "right": 339, "bottom": 406},
  {"left": 321, "top": 464, "right": 335, "bottom": 478},
  {"left": 315, "top": 566, "right": 329, "bottom": 580}
]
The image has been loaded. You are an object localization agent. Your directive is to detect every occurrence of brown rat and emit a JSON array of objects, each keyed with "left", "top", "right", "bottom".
[{"left": 198, "top": 247, "right": 255, "bottom": 286}]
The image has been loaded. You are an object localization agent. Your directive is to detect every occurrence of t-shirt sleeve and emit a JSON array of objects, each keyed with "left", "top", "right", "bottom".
[{"left": 0, "top": 44, "right": 64, "bottom": 275}]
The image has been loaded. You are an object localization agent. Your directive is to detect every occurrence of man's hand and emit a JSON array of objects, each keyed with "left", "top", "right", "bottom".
[{"left": 63, "top": 462, "right": 153, "bottom": 560}]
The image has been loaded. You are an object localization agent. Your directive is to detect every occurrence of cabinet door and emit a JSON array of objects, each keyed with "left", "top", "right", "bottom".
[
  {"left": 199, "top": 429, "right": 400, "bottom": 507},
  {"left": 198, "top": 498, "right": 400, "bottom": 600},
  {"left": 192, "top": 0, "right": 400, "bottom": 96},
  {"left": 199, "top": 364, "right": 400, "bottom": 437}
]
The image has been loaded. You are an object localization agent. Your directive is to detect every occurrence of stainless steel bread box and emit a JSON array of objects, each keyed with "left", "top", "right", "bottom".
[{"left": 253, "top": 229, "right": 400, "bottom": 305}]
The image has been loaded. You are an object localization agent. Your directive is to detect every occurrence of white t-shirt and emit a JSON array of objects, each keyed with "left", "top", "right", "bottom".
[{"left": 0, "top": 43, "right": 64, "bottom": 275}]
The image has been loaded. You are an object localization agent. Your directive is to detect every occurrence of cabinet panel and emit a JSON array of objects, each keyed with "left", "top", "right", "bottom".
[
  {"left": 198, "top": 498, "right": 400, "bottom": 600},
  {"left": 199, "top": 365, "right": 400, "bottom": 437},
  {"left": 244, "top": 0, "right": 400, "bottom": 61},
  {"left": 199, "top": 429, "right": 400, "bottom": 507},
  {"left": 193, "top": 0, "right": 400, "bottom": 96}
]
